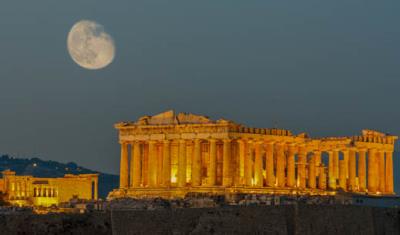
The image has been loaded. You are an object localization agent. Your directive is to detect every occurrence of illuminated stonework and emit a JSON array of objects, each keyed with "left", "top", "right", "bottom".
[
  {"left": 0, "top": 170, "right": 98, "bottom": 207},
  {"left": 108, "top": 110, "right": 397, "bottom": 199}
]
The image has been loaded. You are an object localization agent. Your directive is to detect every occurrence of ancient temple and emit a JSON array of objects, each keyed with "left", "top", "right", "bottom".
[
  {"left": 108, "top": 110, "right": 397, "bottom": 199},
  {"left": 0, "top": 170, "right": 99, "bottom": 207}
]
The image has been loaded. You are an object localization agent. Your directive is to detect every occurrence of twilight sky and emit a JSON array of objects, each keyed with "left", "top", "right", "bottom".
[{"left": 0, "top": 1, "right": 399, "bottom": 175}]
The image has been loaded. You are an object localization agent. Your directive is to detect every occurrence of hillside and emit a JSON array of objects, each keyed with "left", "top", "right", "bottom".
[{"left": 0, "top": 155, "right": 119, "bottom": 199}]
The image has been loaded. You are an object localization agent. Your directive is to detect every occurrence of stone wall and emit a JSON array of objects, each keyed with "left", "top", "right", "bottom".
[
  {"left": 111, "top": 205, "right": 400, "bottom": 235},
  {"left": 0, "top": 205, "right": 399, "bottom": 234}
]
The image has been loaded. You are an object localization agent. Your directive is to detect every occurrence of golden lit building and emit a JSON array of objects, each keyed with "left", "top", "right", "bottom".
[
  {"left": 0, "top": 170, "right": 98, "bottom": 207},
  {"left": 108, "top": 110, "right": 397, "bottom": 199}
]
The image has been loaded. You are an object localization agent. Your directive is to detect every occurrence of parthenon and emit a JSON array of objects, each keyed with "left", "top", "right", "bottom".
[{"left": 108, "top": 110, "right": 397, "bottom": 199}]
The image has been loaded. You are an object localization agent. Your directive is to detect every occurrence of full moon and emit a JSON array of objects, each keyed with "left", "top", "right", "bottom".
[{"left": 67, "top": 20, "right": 115, "bottom": 70}]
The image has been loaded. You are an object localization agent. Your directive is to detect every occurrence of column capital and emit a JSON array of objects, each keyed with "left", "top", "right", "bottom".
[
  {"left": 178, "top": 139, "right": 186, "bottom": 144},
  {"left": 265, "top": 140, "right": 275, "bottom": 145},
  {"left": 193, "top": 138, "right": 201, "bottom": 144},
  {"left": 222, "top": 138, "right": 231, "bottom": 143},
  {"left": 148, "top": 140, "right": 157, "bottom": 144},
  {"left": 358, "top": 148, "right": 367, "bottom": 153},
  {"left": 208, "top": 138, "right": 217, "bottom": 143},
  {"left": 162, "top": 139, "right": 171, "bottom": 144},
  {"left": 348, "top": 147, "right": 357, "bottom": 151}
]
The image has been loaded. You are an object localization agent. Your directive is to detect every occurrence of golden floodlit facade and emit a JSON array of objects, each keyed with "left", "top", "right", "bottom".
[
  {"left": 108, "top": 110, "right": 397, "bottom": 199},
  {"left": 0, "top": 170, "right": 98, "bottom": 207}
]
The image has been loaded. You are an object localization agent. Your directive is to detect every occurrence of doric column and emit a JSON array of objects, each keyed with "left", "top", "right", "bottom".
[
  {"left": 378, "top": 150, "right": 385, "bottom": 193},
  {"left": 157, "top": 143, "right": 163, "bottom": 185},
  {"left": 367, "top": 148, "right": 377, "bottom": 193},
  {"left": 318, "top": 165, "right": 326, "bottom": 190},
  {"left": 94, "top": 178, "right": 98, "bottom": 200},
  {"left": 208, "top": 139, "right": 217, "bottom": 186},
  {"left": 265, "top": 141, "right": 275, "bottom": 187},
  {"left": 222, "top": 139, "right": 232, "bottom": 186},
  {"left": 308, "top": 155, "right": 316, "bottom": 189},
  {"left": 297, "top": 145, "right": 307, "bottom": 188},
  {"left": 385, "top": 151, "right": 394, "bottom": 193},
  {"left": 192, "top": 139, "right": 202, "bottom": 187},
  {"left": 339, "top": 160, "right": 346, "bottom": 190},
  {"left": 119, "top": 142, "right": 129, "bottom": 189},
  {"left": 233, "top": 141, "right": 241, "bottom": 186},
  {"left": 358, "top": 149, "right": 367, "bottom": 192},
  {"left": 348, "top": 148, "right": 356, "bottom": 191},
  {"left": 276, "top": 142, "right": 286, "bottom": 187},
  {"left": 254, "top": 141, "right": 263, "bottom": 187},
  {"left": 333, "top": 150, "right": 339, "bottom": 180},
  {"left": 148, "top": 140, "right": 157, "bottom": 187},
  {"left": 328, "top": 151, "right": 336, "bottom": 190},
  {"left": 287, "top": 144, "right": 296, "bottom": 187},
  {"left": 131, "top": 141, "right": 142, "bottom": 187},
  {"left": 314, "top": 150, "right": 321, "bottom": 176},
  {"left": 342, "top": 149, "right": 349, "bottom": 178},
  {"left": 178, "top": 139, "right": 187, "bottom": 187},
  {"left": 237, "top": 139, "right": 246, "bottom": 185},
  {"left": 162, "top": 140, "right": 171, "bottom": 187},
  {"left": 245, "top": 140, "right": 254, "bottom": 186}
]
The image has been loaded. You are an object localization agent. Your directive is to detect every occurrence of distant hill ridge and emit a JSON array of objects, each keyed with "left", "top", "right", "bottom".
[{"left": 0, "top": 155, "right": 119, "bottom": 199}]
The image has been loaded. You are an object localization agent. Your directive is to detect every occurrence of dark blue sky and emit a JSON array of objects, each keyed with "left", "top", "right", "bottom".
[{"left": 0, "top": 1, "right": 399, "bottom": 175}]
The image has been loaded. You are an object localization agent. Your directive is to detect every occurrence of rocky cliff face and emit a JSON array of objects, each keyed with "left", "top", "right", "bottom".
[{"left": 0, "top": 205, "right": 398, "bottom": 235}]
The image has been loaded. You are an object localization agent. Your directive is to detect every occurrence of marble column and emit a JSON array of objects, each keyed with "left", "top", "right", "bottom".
[
  {"left": 342, "top": 149, "right": 349, "bottom": 178},
  {"left": 339, "top": 160, "right": 346, "bottom": 190},
  {"left": 162, "top": 140, "right": 171, "bottom": 187},
  {"left": 265, "top": 142, "right": 275, "bottom": 187},
  {"left": 358, "top": 149, "right": 367, "bottom": 192},
  {"left": 298, "top": 145, "right": 307, "bottom": 188},
  {"left": 148, "top": 140, "right": 157, "bottom": 187},
  {"left": 333, "top": 150, "right": 339, "bottom": 180},
  {"left": 157, "top": 143, "right": 163, "bottom": 185},
  {"left": 253, "top": 141, "right": 263, "bottom": 187},
  {"left": 223, "top": 139, "right": 232, "bottom": 186},
  {"left": 94, "top": 178, "right": 98, "bottom": 200},
  {"left": 318, "top": 165, "right": 326, "bottom": 190},
  {"left": 378, "top": 150, "right": 385, "bottom": 193},
  {"left": 132, "top": 141, "right": 142, "bottom": 187},
  {"left": 287, "top": 144, "right": 296, "bottom": 187},
  {"left": 385, "top": 151, "right": 394, "bottom": 193},
  {"left": 233, "top": 141, "right": 241, "bottom": 186},
  {"left": 368, "top": 148, "right": 377, "bottom": 193},
  {"left": 276, "top": 143, "right": 286, "bottom": 187},
  {"left": 237, "top": 140, "right": 246, "bottom": 185},
  {"left": 178, "top": 139, "right": 187, "bottom": 187},
  {"left": 348, "top": 148, "right": 356, "bottom": 191},
  {"left": 308, "top": 155, "right": 316, "bottom": 189},
  {"left": 119, "top": 143, "right": 129, "bottom": 188},
  {"left": 314, "top": 150, "right": 321, "bottom": 176},
  {"left": 245, "top": 140, "right": 254, "bottom": 186},
  {"left": 192, "top": 139, "right": 202, "bottom": 186},
  {"left": 328, "top": 151, "right": 336, "bottom": 190},
  {"left": 209, "top": 139, "right": 217, "bottom": 186}
]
